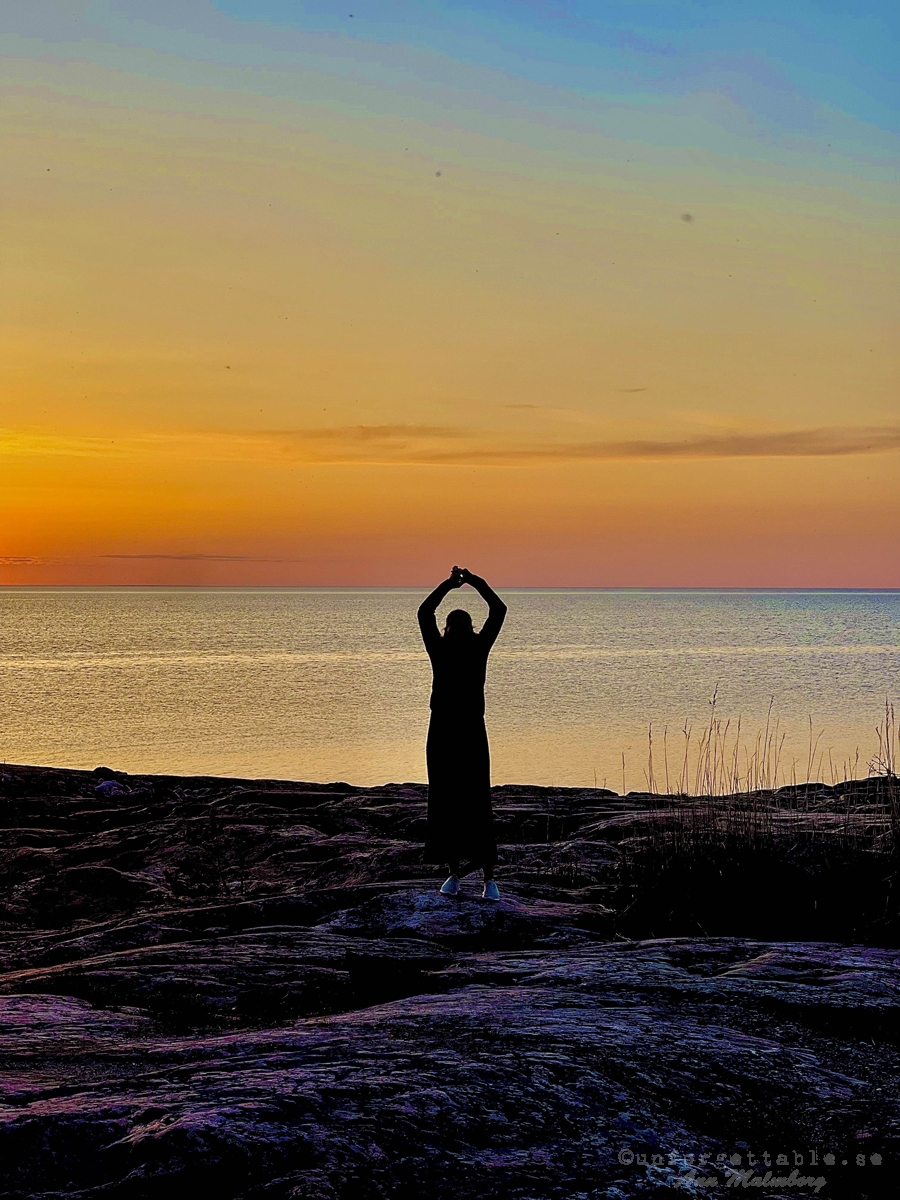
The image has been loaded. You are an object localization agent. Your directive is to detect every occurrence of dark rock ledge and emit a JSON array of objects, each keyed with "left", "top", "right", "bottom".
[{"left": 0, "top": 764, "right": 897, "bottom": 1199}]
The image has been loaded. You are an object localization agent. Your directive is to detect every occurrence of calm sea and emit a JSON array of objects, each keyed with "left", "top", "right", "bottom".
[{"left": 0, "top": 588, "right": 897, "bottom": 790}]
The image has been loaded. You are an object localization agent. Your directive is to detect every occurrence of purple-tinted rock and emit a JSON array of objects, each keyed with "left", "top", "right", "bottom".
[{"left": 0, "top": 762, "right": 896, "bottom": 1198}]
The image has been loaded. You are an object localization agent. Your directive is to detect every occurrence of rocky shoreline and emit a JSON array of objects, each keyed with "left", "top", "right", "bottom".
[{"left": 1, "top": 763, "right": 897, "bottom": 1198}]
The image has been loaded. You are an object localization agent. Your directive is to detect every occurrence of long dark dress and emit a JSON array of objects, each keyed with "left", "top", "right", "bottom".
[{"left": 418, "top": 588, "right": 506, "bottom": 865}]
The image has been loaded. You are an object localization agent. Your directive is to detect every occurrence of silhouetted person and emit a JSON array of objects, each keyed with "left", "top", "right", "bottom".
[{"left": 417, "top": 566, "right": 507, "bottom": 900}]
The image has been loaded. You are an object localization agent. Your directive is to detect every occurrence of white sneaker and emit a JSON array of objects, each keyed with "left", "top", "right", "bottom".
[
  {"left": 482, "top": 880, "right": 500, "bottom": 902},
  {"left": 440, "top": 875, "right": 461, "bottom": 896}
]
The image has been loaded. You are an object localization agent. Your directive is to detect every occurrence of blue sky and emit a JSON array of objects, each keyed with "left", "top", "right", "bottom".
[{"left": 215, "top": 0, "right": 898, "bottom": 130}]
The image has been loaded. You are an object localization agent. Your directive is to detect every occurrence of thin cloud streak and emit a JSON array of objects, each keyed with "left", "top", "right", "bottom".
[
  {"left": 100, "top": 554, "right": 287, "bottom": 562},
  {"left": 415, "top": 426, "right": 900, "bottom": 465},
  {"left": 301, "top": 425, "right": 465, "bottom": 441},
  {"left": 258, "top": 423, "right": 900, "bottom": 464},
  {"left": 4, "top": 424, "right": 900, "bottom": 467}
]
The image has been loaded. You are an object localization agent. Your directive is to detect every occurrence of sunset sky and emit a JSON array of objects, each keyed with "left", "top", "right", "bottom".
[{"left": 2, "top": 1, "right": 898, "bottom": 586}]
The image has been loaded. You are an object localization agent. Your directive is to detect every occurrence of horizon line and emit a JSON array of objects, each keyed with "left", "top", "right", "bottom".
[{"left": 1, "top": 585, "right": 899, "bottom": 594}]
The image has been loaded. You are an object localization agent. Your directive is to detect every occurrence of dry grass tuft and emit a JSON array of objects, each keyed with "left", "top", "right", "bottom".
[{"left": 615, "top": 700, "right": 899, "bottom": 943}]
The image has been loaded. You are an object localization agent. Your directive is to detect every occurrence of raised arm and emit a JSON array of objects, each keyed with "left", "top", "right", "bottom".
[
  {"left": 417, "top": 570, "right": 463, "bottom": 653},
  {"left": 463, "top": 571, "right": 507, "bottom": 648}
]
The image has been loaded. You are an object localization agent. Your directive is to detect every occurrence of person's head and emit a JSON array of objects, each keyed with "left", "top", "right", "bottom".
[{"left": 443, "top": 609, "right": 474, "bottom": 638}]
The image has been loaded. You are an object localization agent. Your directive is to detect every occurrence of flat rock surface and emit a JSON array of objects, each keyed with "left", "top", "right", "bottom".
[{"left": 0, "top": 764, "right": 897, "bottom": 1198}]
